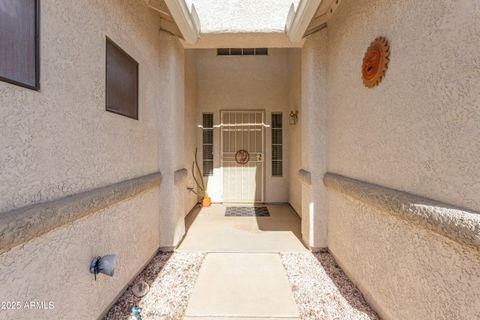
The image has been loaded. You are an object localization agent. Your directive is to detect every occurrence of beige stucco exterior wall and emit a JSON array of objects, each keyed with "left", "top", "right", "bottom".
[
  {"left": 159, "top": 37, "right": 189, "bottom": 247},
  {"left": 328, "top": 192, "right": 480, "bottom": 320},
  {"left": 0, "top": 190, "right": 160, "bottom": 320},
  {"left": 322, "top": 0, "right": 480, "bottom": 318},
  {"left": 287, "top": 49, "right": 302, "bottom": 215},
  {"left": 298, "top": 30, "right": 329, "bottom": 249},
  {"left": 0, "top": 0, "right": 190, "bottom": 318},
  {"left": 327, "top": 0, "right": 480, "bottom": 212},
  {"left": 0, "top": 0, "right": 163, "bottom": 213},
  {"left": 183, "top": 50, "right": 201, "bottom": 214},
  {"left": 195, "top": 49, "right": 292, "bottom": 203}
]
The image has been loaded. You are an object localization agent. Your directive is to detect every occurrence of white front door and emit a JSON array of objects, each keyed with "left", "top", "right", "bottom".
[{"left": 221, "top": 111, "right": 265, "bottom": 202}]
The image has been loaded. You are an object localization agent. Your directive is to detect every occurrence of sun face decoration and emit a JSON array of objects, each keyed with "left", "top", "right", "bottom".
[
  {"left": 235, "top": 149, "right": 250, "bottom": 165},
  {"left": 362, "top": 37, "right": 390, "bottom": 88}
]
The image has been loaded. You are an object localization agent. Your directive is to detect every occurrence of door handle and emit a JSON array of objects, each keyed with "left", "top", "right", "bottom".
[{"left": 257, "top": 154, "right": 263, "bottom": 161}]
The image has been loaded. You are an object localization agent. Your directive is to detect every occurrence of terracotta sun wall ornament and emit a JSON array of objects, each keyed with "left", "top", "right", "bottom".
[{"left": 362, "top": 37, "right": 390, "bottom": 88}]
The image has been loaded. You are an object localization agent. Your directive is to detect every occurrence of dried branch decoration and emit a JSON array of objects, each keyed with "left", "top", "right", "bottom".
[
  {"left": 362, "top": 37, "right": 390, "bottom": 88},
  {"left": 191, "top": 148, "right": 208, "bottom": 199}
]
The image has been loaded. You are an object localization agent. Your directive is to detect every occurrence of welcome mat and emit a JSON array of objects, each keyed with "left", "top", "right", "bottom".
[{"left": 225, "top": 206, "right": 270, "bottom": 217}]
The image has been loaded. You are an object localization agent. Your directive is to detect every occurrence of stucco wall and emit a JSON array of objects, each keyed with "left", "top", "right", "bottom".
[
  {"left": 299, "top": 30, "right": 329, "bottom": 248},
  {"left": 187, "top": 0, "right": 299, "bottom": 33},
  {"left": 0, "top": 0, "right": 187, "bottom": 318},
  {"left": 327, "top": 0, "right": 480, "bottom": 212},
  {"left": 160, "top": 37, "right": 190, "bottom": 246},
  {"left": 328, "top": 192, "right": 480, "bottom": 320},
  {"left": 287, "top": 49, "right": 302, "bottom": 215},
  {"left": 195, "top": 49, "right": 292, "bottom": 203},
  {"left": 0, "top": 0, "right": 163, "bottom": 213},
  {"left": 183, "top": 50, "right": 200, "bottom": 214},
  {"left": 0, "top": 190, "right": 160, "bottom": 320},
  {"left": 323, "top": 0, "right": 480, "bottom": 318}
]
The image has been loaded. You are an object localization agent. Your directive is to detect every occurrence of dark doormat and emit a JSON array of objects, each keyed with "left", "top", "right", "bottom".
[{"left": 225, "top": 206, "right": 270, "bottom": 217}]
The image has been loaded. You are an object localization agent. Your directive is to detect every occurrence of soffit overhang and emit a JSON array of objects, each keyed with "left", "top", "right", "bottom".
[
  {"left": 306, "top": 0, "right": 341, "bottom": 36},
  {"left": 286, "top": 0, "right": 342, "bottom": 42},
  {"left": 144, "top": 0, "right": 200, "bottom": 44},
  {"left": 181, "top": 0, "right": 302, "bottom": 48}
]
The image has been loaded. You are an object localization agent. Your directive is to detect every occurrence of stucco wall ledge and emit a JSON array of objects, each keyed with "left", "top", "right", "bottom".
[
  {"left": 174, "top": 168, "right": 188, "bottom": 184},
  {"left": 0, "top": 172, "right": 162, "bottom": 255},
  {"left": 324, "top": 172, "right": 480, "bottom": 248},
  {"left": 298, "top": 169, "right": 312, "bottom": 185}
]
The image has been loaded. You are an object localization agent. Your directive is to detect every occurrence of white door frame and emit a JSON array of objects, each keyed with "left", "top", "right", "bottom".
[{"left": 220, "top": 110, "right": 265, "bottom": 203}]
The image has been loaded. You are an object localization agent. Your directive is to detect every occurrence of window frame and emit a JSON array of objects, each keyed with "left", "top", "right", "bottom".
[
  {"left": 0, "top": 0, "right": 41, "bottom": 90},
  {"left": 105, "top": 36, "right": 139, "bottom": 120},
  {"left": 202, "top": 113, "right": 214, "bottom": 177},
  {"left": 271, "top": 112, "right": 283, "bottom": 177}
]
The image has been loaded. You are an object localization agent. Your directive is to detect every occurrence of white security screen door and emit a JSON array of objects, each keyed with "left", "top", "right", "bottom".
[{"left": 221, "top": 111, "right": 265, "bottom": 202}]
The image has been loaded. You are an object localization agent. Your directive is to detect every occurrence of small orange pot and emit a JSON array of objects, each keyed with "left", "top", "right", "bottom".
[{"left": 201, "top": 197, "right": 211, "bottom": 207}]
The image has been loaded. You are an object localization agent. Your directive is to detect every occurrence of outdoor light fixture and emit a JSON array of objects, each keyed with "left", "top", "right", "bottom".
[
  {"left": 289, "top": 111, "right": 298, "bottom": 125},
  {"left": 90, "top": 255, "right": 116, "bottom": 280}
]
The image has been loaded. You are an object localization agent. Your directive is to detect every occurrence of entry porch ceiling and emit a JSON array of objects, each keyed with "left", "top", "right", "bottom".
[
  {"left": 184, "top": 0, "right": 302, "bottom": 48},
  {"left": 145, "top": 0, "right": 339, "bottom": 48},
  {"left": 187, "top": 0, "right": 299, "bottom": 33}
]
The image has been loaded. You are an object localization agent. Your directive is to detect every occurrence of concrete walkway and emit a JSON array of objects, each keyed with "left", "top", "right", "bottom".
[
  {"left": 178, "top": 204, "right": 306, "bottom": 319},
  {"left": 106, "top": 204, "right": 378, "bottom": 319},
  {"left": 178, "top": 204, "right": 307, "bottom": 253}
]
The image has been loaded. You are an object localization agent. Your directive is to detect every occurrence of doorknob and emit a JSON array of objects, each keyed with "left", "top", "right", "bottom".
[{"left": 257, "top": 154, "right": 263, "bottom": 161}]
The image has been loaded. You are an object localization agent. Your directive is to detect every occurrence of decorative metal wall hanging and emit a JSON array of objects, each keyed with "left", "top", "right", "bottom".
[
  {"left": 362, "top": 37, "right": 390, "bottom": 88},
  {"left": 235, "top": 150, "right": 250, "bottom": 165}
]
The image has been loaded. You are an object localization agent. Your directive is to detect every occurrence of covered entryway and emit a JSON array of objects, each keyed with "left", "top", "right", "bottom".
[{"left": 221, "top": 111, "right": 265, "bottom": 203}]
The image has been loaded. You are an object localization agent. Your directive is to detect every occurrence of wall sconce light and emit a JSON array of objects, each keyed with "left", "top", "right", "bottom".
[
  {"left": 289, "top": 111, "right": 298, "bottom": 125},
  {"left": 90, "top": 255, "right": 116, "bottom": 280}
]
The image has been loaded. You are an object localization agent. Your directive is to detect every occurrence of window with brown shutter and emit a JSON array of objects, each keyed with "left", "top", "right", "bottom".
[
  {"left": 0, "top": 0, "right": 40, "bottom": 90},
  {"left": 105, "top": 37, "right": 139, "bottom": 119}
]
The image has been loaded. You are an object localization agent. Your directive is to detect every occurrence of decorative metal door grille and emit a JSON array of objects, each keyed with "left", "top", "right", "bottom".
[{"left": 221, "top": 111, "right": 265, "bottom": 202}]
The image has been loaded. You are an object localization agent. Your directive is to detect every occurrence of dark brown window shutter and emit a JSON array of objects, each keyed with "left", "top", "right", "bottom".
[
  {"left": 0, "top": 0, "right": 40, "bottom": 90},
  {"left": 105, "top": 37, "right": 139, "bottom": 119}
]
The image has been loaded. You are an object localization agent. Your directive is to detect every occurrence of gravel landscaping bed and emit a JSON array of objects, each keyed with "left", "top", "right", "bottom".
[
  {"left": 280, "top": 252, "right": 380, "bottom": 320},
  {"left": 104, "top": 251, "right": 206, "bottom": 320}
]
